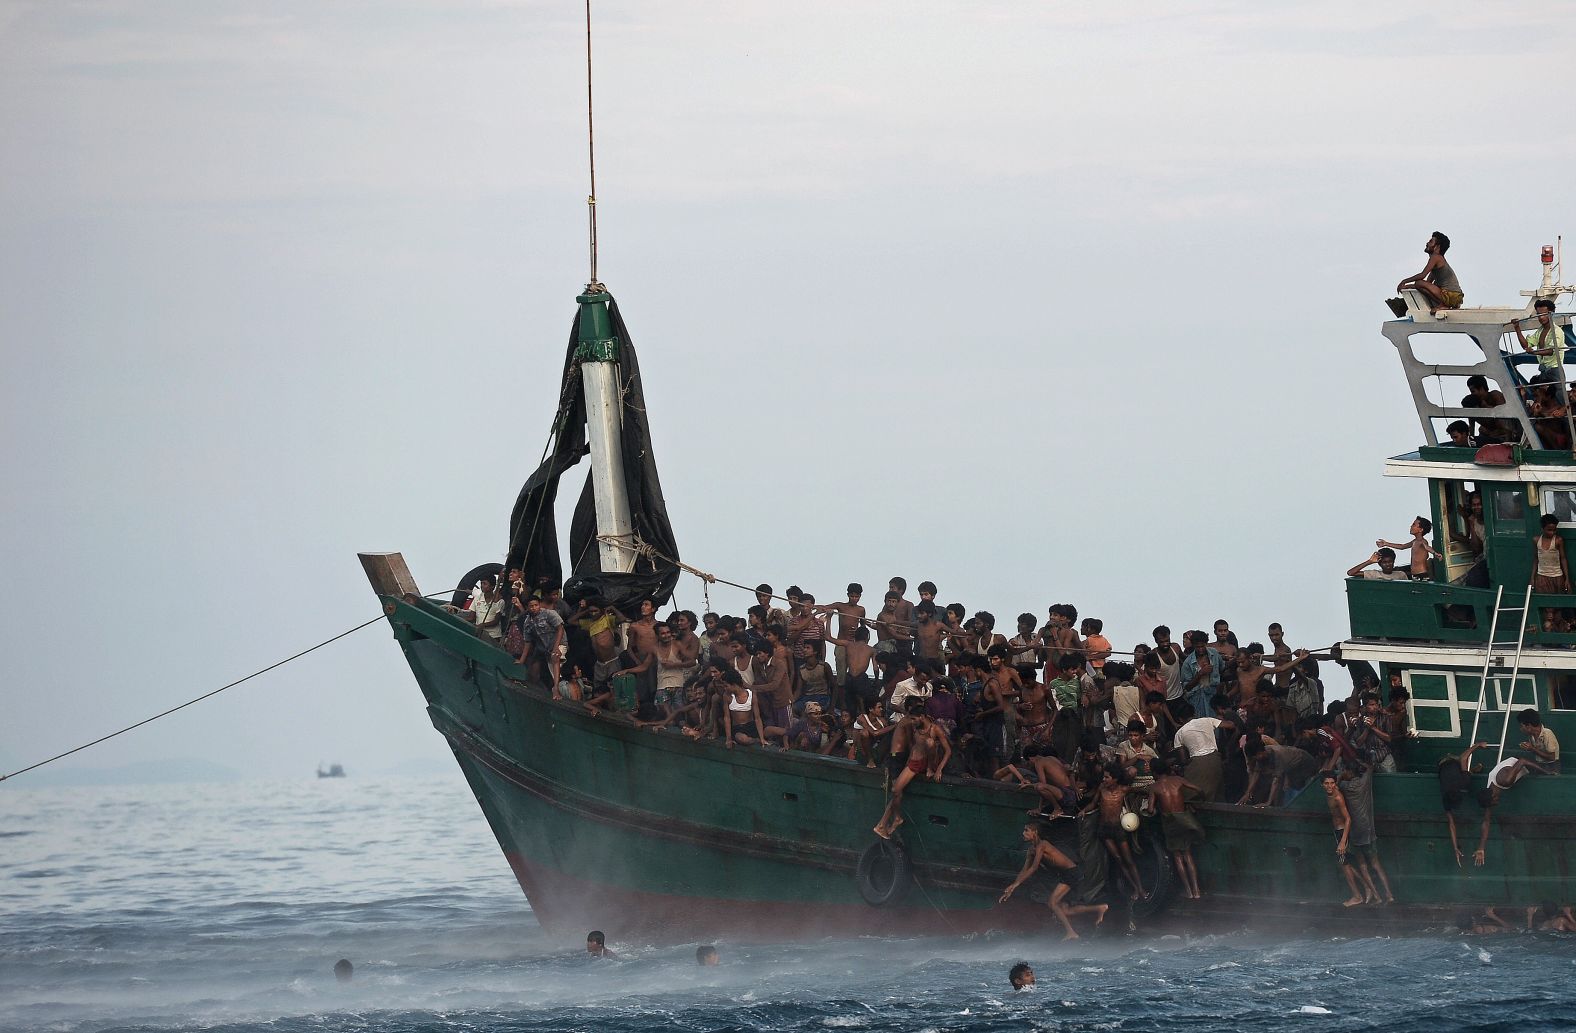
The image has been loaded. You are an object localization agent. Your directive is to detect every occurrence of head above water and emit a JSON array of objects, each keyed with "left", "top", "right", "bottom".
[
  {"left": 1009, "top": 962, "right": 1036, "bottom": 989},
  {"left": 586, "top": 930, "right": 607, "bottom": 955},
  {"left": 334, "top": 958, "right": 353, "bottom": 982},
  {"left": 697, "top": 945, "right": 719, "bottom": 966}
]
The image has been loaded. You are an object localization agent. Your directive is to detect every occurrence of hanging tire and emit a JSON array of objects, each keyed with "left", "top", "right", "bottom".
[
  {"left": 451, "top": 563, "right": 505, "bottom": 609},
  {"left": 1128, "top": 822, "right": 1177, "bottom": 919},
  {"left": 855, "top": 839, "right": 912, "bottom": 907}
]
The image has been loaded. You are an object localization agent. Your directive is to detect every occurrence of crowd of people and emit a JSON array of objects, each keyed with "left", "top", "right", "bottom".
[{"left": 450, "top": 568, "right": 1562, "bottom": 919}]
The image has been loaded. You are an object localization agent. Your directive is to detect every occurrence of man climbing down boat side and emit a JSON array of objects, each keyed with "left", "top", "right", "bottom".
[
  {"left": 874, "top": 697, "right": 950, "bottom": 839},
  {"left": 997, "top": 820, "right": 1109, "bottom": 941}
]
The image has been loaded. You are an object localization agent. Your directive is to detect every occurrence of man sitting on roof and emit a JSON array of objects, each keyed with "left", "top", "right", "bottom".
[
  {"left": 1347, "top": 547, "right": 1409, "bottom": 581},
  {"left": 1395, "top": 230, "right": 1464, "bottom": 314}
]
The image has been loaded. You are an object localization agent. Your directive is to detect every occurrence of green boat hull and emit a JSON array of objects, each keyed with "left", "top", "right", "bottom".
[{"left": 374, "top": 587, "right": 1576, "bottom": 940}]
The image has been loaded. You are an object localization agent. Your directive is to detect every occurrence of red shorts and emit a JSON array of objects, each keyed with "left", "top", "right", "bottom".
[{"left": 907, "top": 756, "right": 928, "bottom": 775}]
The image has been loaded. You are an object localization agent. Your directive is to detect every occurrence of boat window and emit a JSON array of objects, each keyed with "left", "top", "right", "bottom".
[
  {"left": 1406, "top": 332, "right": 1492, "bottom": 369},
  {"left": 1494, "top": 489, "right": 1526, "bottom": 523},
  {"left": 1542, "top": 486, "right": 1576, "bottom": 525},
  {"left": 1548, "top": 673, "right": 1576, "bottom": 711}
]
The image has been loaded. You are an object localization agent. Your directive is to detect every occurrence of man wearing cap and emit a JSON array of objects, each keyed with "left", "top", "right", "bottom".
[{"left": 787, "top": 702, "right": 838, "bottom": 754}]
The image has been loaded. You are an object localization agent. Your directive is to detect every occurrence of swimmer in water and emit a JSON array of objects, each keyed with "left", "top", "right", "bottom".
[
  {"left": 1009, "top": 962, "right": 1036, "bottom": 989},
  {"left": 333, "top": 958, "right": 353, "bottom": 982},
  {"left": 586, "top": 930, "right": 618, "bottom": 959},
  {"left": 696, "top": 945, "right": 719, "bottom": 965}
]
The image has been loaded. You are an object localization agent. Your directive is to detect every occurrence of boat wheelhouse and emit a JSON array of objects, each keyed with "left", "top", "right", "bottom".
[{"left": 1343, "top": 254, "right": 1576, "bottom": 771}]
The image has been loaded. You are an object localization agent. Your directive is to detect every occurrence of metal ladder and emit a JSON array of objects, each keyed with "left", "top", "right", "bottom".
[{"left": 1466, "top": 584, "right": 1534, "bottom": 760}]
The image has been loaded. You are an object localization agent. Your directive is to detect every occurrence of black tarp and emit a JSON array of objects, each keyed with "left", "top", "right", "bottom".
[{"left": 505, "top": 298, "right": 680, "bottom": 611}]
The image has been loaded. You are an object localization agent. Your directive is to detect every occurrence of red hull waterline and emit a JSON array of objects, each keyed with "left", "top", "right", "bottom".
[{"left": 503, "top": 852, "right": 1072, "bottom": 942}]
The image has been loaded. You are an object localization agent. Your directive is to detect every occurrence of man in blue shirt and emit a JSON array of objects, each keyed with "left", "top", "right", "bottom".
[{"left": 1180, "top": 632, "right": 1222, "bottom": 720}]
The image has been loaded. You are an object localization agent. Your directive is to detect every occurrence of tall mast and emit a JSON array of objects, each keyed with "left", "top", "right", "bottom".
[{"left": 576, "top": 0, "right": 637, "bottom": 574}]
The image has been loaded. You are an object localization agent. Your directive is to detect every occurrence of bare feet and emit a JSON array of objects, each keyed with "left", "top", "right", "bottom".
[
  {"left": 1343, "top": 896, "right": 1363, "bottom": 907},
  {"left": 1093, "top": 904, "right": 1110, "bottom": 927},
  {"left": 873, "top": 825, "right": 891, "bottom": 840},
  {"left": 1062, "top": 931, "right": 1080, "bottom": 941},
  {"left": 889, "top": 815, "right": 906, "bottom": 833}
]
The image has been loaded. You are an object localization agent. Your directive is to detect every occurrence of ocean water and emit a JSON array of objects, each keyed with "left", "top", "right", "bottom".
[{"left": 2, "top": 774, "right": 1572, "bottom": 1033}]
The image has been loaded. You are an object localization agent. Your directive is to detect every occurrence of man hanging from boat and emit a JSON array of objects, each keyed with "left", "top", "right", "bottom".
[
  {"left": 874, "top": 696, "right": 950, "bottom": 839},
  {"left": 996, "top": 820, "right": 1109, "bottom": 941}
]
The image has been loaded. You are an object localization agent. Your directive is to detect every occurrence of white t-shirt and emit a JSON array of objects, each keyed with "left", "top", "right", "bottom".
[
  {"left": 1487, "top": 757, "right": 1520, "bottom": 789},
  {"left": 1174, "top": 717, "right": 1222, "bottom": 758},
  {"left": 472, "top": 593, "right": 504, "bottom": 639},
  {"left": 888, "top": 677, "right": 931, "bottom": 714}
]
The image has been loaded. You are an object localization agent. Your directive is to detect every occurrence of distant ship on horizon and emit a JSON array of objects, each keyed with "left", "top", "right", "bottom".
[{"left": 316, "top": 763, "right": 346, "bottom": 779}]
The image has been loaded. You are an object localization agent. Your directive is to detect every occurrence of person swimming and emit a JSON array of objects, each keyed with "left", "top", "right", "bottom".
[{"left": 586, "top": 930, "right": 618, "bottom": 959}]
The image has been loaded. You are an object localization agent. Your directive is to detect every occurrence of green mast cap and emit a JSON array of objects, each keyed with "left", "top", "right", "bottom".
[{"left": 574, "top": 290, "right": 620, "bottom": 362}]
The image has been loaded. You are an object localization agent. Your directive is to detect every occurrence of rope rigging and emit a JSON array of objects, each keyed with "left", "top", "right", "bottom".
[
  {"left": 0, "top": 594, "right": 450, "bottom": 784},
  {"left": 594, "top": 531, "right": 1334, "bottom": 663}
]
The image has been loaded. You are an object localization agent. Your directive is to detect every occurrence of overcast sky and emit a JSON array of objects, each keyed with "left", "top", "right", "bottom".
[{"left": 3, "top": 1, "right": 1573, "bottom": 783}]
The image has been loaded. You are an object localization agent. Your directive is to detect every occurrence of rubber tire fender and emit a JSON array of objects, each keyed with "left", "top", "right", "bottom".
[
  {"left": 855, "top": 838, "right": 913, "bottom": 907},
  {"left": 451, "top": 562, "right": 505, "bottom": 609},
  {"left": 1128, "top": 822, "right": 1178, "bottom": 919}
]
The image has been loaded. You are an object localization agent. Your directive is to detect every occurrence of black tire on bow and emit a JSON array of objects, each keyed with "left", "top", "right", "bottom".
[
  {"left": 1128, "top": 821, "right": 1178, "bottom": 919},
  {"left": 450, "top": 563, "right": 505, "bottom": 609},
  {"left": 855, "top": 838, "right": 913, "bottom": 907}
]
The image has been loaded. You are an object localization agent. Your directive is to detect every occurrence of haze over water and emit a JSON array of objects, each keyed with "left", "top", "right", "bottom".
[{"left": 2, "top": 773, "right": 1572, "bottom": 1032}]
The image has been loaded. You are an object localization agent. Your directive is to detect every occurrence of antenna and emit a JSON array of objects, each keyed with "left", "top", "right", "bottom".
[{"left": 584, "top": 0, "right": 603, "bottom": 292}]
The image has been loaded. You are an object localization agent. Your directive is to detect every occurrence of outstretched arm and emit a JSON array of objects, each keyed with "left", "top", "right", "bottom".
[
  {"left": 1474, "top": 809, "right": 1494, "bottom": 866},
  {"left": 999, "top": 846, "right": 1043, "bottom": 902}
]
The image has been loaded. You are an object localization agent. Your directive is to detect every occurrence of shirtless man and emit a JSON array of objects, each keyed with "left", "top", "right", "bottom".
[
  {"left": 1266, "top": 623, "right": 1295, "bottom": 691},
  {"left": 943, "top": 603, "right": 973, "bottom": 663},
  {"left": 815, "top": 584, "right": 866, "bottom": 679},
  {"left": 1230, "top": 643, "right": 1308, "bottom": 707},
  {"left": 1085, "top": 768, "right": 1144, "bottom": 900},
  {"left": 984, "top": 647, "right": 1023, "bottom": 761},
  {"left": 1017, "top": 671, "right": 1052, "bottom": 749},
  {"left": 1041, "top": 605, "right": 1081, "bottom": 669},
  {"left": 874, "top": 591, "right": 907, "bottom": 656},
  {"left": 1323, "top": 772, "right": 1377, "bottom": 907},
  {"left": 997, "top": 821, "right": 1109, "bottom": 941},
  {"left": 622, "top": 599, "right": 660, "bottom": 709},
  {"left": 1144, "top": 757, "right": 1206, "bottom": 899},
  {"left": 913, "top": 602, "right": 950, "bottom": 668},
  {"left": 1005, "top": 744, "right": 1077, "bottom": 819},
  {"left": 1377, "top": 516, "right": 1440, "bottom": 580},
  {"left": 1210, "top": 620, "right": 1237, "bottom": 662},
  {"left": 874, "top": 698, "right": 950, "bottom": 838},
  {"left": 886, "top": 578, "right": 915, "bottom": 657},
  {"left": 826, "top": 624, "right": 877, "bottom": 715},
  {"left": 757, "top": 627, "right": 797, "bottom": 731},
  {"left": 671, "top": 611, "right": 702, "bottom": 667}
]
